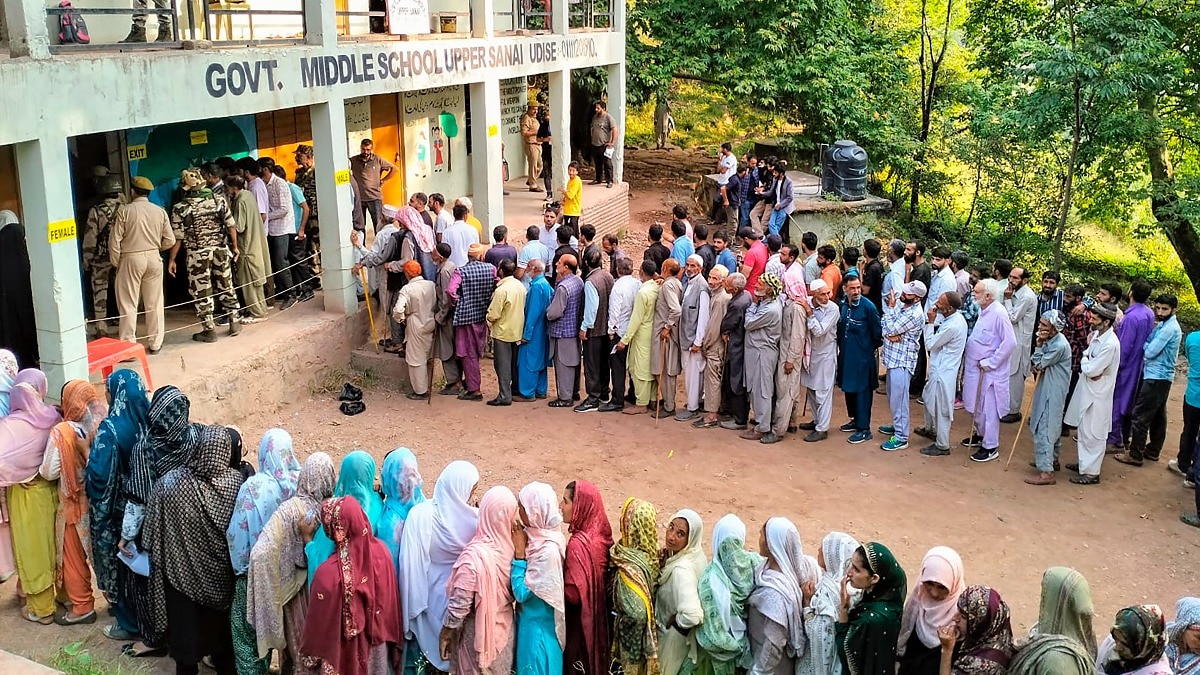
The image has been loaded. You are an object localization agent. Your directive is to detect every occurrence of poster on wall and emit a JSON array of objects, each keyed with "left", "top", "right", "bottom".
[
  {"left": 344, "top": 96, "right": 372, "bottom": 152},
  {"left": 401, "top": 86, "right": 468, "bottom": 199},
  {"left": 386, "top": 0, "right": 430, "bottom": 35},
  {"left": 499, "top": 78, "right": 528, "bottom": 182}
]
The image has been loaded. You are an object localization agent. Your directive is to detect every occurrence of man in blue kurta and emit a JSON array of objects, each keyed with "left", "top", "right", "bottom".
[
  {"left": 1026, "top": 310, "right": 1072, "bottom": 485},
  {"left": 517, "top": 258, "right": 553, "bottom": 400},
  {"left": 837, "top": 276, "right": 883, "bottom": 444},
  {"left": 1108, "top": 280, "right": 1155, "bottom": 450}
]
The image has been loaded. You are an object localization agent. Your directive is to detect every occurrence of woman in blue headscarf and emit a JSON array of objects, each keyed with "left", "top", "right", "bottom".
[
  {"left": 377, "top": 447, "right": 426, "bottom": 563},
  {"left": 87, "top": 370, "right": 151, "bottom": 640},
  {"left": 305, "top": 450, "right": 383, "bottom": 585},
  {"left": 227, "top": 428, "right": 303, "bottom": 675}
]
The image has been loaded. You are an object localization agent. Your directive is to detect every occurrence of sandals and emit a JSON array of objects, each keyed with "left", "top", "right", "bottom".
[
  {"left": 121, "top": 642, "right": 168, "bottom": 658},
  {"left": 1069, "top": 474, "right": 1101, "bottom": 485},
  {"left": 54, "top": 610, "right": 97, "bottom": 626},
  {"left": 22, "top": 610, "right": 52, "bottom": 625},
  {"left": 692, "top": 418, "right": 719, "bottom": 428},
  {"left": 1181, "top": 512, "right": 1200, "bottom": 528}
]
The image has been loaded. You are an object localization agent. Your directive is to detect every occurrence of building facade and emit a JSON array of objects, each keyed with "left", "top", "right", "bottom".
[{"left": 0, "top": 0, "right": 626, "bottom": 391}]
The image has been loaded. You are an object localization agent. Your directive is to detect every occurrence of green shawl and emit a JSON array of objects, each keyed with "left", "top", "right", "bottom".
[
  {"left": 1007, "top": 633, "right": 1096, "bottom": 675},
  {"left": 837, "top": 541, "right": 907, "bottom": 675},
  {"left": 684, "top": 536, "right": 763, "bottom": 675},
  {"left": 611, "top": 497, "right": 660, "bottom": 674},
  {"left": 1033, "top": 566, "right": 1097, "bottom": 658}
]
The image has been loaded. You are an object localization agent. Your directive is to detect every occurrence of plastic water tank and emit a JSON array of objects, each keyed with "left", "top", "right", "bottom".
[{"left": 821, "top": 140, "right": 868, "bottom": 201}]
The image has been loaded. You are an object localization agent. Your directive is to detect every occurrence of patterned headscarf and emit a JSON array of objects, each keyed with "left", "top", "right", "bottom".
[
  {"left": 225, "top": 428, "right": 301, "bottom": 575},
  {"left": 1103, "top": 605, "right": 1167, "bottom": 674},
  {"left": 954, "top": 585, "right": 1015, "bottom": 675},
  {"left": 127, "top": 385, "right": 199, "bottom": 504},
  {"left": 378, "top": 447, "right": 426, "bottom": 561},
  {"left": 1165, "top": 597, "right": 1200, "bottom": 672},
  {"left": 611, "top": 497, "right": 660, "bottom": 670},
  {"left": 1041, "top": 309, "right": 1067, "bottom": 332},
  {"left": 760, "top": 272, "right": 782, "bottom": 299}
]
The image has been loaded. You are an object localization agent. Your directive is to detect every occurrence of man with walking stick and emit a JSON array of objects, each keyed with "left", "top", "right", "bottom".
[
  {"left": 1023, "top": 310, "right": 1072, "bottom": 484},
  {"left": 961, "top": 279, "right": 1017, "bottom": 462}
]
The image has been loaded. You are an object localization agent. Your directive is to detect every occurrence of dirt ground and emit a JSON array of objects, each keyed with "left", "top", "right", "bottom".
[{"left": 4, "top": 148, "right": 1198, "bottom": 671}]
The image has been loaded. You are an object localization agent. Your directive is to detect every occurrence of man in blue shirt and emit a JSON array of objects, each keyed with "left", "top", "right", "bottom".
[
  {"left": 1116, "top": 293, "right": 1183, "bottom": 466},
  {"left": 516, "top": 224, "right": 551, "bottom": 288},
  {"left": 668, "top": 220, "right": 694, "bottom": 271},
  {"left": 1177, "top": 328, "right": 1200, "bottom": 488},
  {"left": 712, "top": 230, "right": 738, "bottom": 274}
]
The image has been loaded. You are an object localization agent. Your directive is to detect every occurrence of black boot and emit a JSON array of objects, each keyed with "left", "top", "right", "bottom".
[
  {"left": 120, "top": 26, "right": 147, "bottom": 42},
  {"left": 155, "top": 24, "right": 174, "bottom": 42}
]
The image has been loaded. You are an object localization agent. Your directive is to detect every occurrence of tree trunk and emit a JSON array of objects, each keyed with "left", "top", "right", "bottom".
[{"left": 1140, "top": 95, "right": 1200, "bottom": 297}]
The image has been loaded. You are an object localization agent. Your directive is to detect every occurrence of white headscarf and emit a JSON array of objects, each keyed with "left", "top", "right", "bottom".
[
  {"left": 430, "top": 460, "right": 481, "bottom": 560},
  {"left": 518, "top": 482, "right": 567, "bottom": 647},
  {"left": 397, "top": 499, "right": 435, "bottom": 633},
  {"left": 753, "top": 517, "right": 813, "bottom": 654},
  {"left": 661, "top": 508, "right": 707, "bottom": 582},
  {"left": 811, "top": 531, "right": 861, "bottom": 619},
  {"left": 0, "top": 210, "right": 17, "bottom": 230}
]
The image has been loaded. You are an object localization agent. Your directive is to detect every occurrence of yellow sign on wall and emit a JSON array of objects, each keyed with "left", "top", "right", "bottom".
[
  {"left": 128, "top": 144, "right": 148, "bottom": 161},
  {"left": 487, "top": 124, "right": 499, "bottom": 137},
  {"left": 48, "top": 219, "right": 76, "bottom": 244},
  {"left": 190, "top": 130, "right": 209, "bottom": 145},
  {"left": 335, "top": 169, "right": 351, "bottom": 185}
]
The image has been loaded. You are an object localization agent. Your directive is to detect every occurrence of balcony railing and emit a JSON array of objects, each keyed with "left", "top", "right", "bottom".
[
  {"left": 568, "top": 0, "right": 610, "bottom": 30},
  {"left": 45, "top": 0, "right": 304, "bottom": 49}
]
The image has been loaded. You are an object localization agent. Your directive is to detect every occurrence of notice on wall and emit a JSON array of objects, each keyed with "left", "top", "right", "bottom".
[
  {"left": 190, "top": 130, "right": 209, "bottom": 145},
  {"left": 344, "top": 96, "right": 373, "bottom": 151},
  {"left": 500, "top": 78, "right": 527, "bottom": 138},
  {"left": 387, "top": 0, "right": 430, "bottom": 35},
  {"left": 48, "top": 219, "right": 77, "bottom": 244}
]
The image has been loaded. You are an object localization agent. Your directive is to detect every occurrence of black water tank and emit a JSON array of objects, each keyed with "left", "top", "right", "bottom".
[{"left": 821, "top": 140, "right": 868, "bottom": 201}]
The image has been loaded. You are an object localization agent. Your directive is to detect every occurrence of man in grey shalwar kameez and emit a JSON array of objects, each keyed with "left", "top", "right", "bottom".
[
  {"left": 432, "top": 243, "right": 463, "bottom": 394},
  {"left": 916, "top": 291, "right": 967, "bottom": 456},
  {"left": 652, "top": 258, "right": 684, "bottom": 417},
  {"left": 798, "top": 279, "right": 839, "bottom": 442},
  {"left": 1025, "top": 309, "right": 1072, "bottom": 485},
  {"left": 546, "top": 254, "right": 584, "bottom": 407},
  {"left": 741, "top": 273, "right": 784, "bottom": 441},
  {"left": 765, "top": 272, "right": 809, "bottom": 444}
]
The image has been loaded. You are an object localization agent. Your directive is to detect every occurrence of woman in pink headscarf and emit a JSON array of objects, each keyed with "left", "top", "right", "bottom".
[
  {"left": 897, "top": 546, "right": 966, "bottom": 675},
  {"left": 441, "top": 485, "right": 518, "bottom": 675},
  {"left": 512, "top": 482, "right": 567, "bottom": 675}
]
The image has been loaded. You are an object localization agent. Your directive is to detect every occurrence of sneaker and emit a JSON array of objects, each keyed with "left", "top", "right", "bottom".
[
  {"left": 1169, "top": 459, "right": 1186, "bottom": 477},
  {"left": 881, "top": 436, "right": 908, "bottom": 451},
  {"left": 280, "top": 296, "right": 298, "bottom": 311},
  {"left": 878, "top": 425, "right": 895, "bottom": 435},
  {"left": 719, "top": 420, "right": 747, "bottom": 431},
  {"left": 920, "top": 444, "right": 952, "bottom": 457},
  {"left": 674, "top": 409, "right": 699, "bottom": 422},
  {"left": 1000, "top": 412, "right": 1022, "bottom": 424},
  {"left": 913, "top": 426, "right": 936, "bottom": 440},
  {"left": 961, "top": 435, "right": 983, "bottom": 448},
  {"left": 598, "top": 401, "right": 623, "bottom": 412},
  {"left": 838, "top": 421, "right": 858, "bottom": 433},
  {"left": 797, "top": 421, "right": 816, "bottom": 431},
  {"left": 574, "top": 399, "right": 600, "bottom": 413},
  {"left": 915, "top": 397, "right": 925, "bottom": 406},
  {"left": 1186, "top": 479, "right": 1196, "bottom": 490},
  {"left": 298, "top": 289, "right": 316, "bottom": 303},
  {"left": 803, "top": 430, "right": 828, "bottom": 442},
  {"left": 971, "top": 448, "right": 1000, "bottom": 463},
  {"left": 848, "top": 430, "right": 873, "bottom": 444}
]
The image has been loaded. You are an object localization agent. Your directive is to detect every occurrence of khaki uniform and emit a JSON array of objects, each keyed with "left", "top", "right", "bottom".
[
  {"left": 82, "top": 196, "right": 122, "bottom": 335},
  {"left": 171, "top": 191, "right": 240, "bottom": 331},
  {"left": 522, "top": 113, "right": 542, "bottom": 188},
  {"left": 109, "top": 197, "right": 175, "bottom": 350}
]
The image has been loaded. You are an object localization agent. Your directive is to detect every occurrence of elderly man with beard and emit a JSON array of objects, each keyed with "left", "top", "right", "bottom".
[
  {"left": 516, "top": 259, "right": 553, "bottom": 401},
  {"left": 1066, "top": 302, "right": 1123, "bottom": 484},
  {"left": 763, "top": 269, "right": 810, "bottom": 444},
  {"left": 740, "top": 273, "right": 784, "bottom": 441},
  {"left": 838, "top": 277, "right": 883, "bottom": 444},
  {"left": 694, "top": 265, "right": 731, "bottom": 429},
  {"left": 719, "top": 273, "right": 754, "bottom": 430},
  {"left": 391, "top": 260, "right": 438, "bottom": 400},
  {"left": 961, "top": 279, "right": 1018, "bottom": 462},
  {"left": 915, "top": 291, "right": 967, "bottom": 457},
  {"left": 1024, "top": 309, "right": 1073, "bottom": 484},
  {"left": 448, "top": 243, "right": 496, "bottom": 401},
  {"left": 1001, "top": 267, "right": 1038, "bottom": 422},
  {"left": 674, "top": 255, "right": 712, "bottom": 422},
  {"left": 651, "top": 258, "right": 684, "bottom": 418},
  {"left": 796, "top": 278, "right": 839, "bottom": 442},
  {"left": 546, "top": 254, "right": 584, "bottom": 408},
  {"left": 619, "top": 260, "right": 663, "bottom": 414}
]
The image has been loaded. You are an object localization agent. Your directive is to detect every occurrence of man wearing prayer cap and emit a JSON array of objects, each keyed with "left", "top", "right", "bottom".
[
  {"left": 392, "top": 259, "right": 438, "bottom": 399},
  {"left": 765, "top": 263, "right": 811, "bottom": 443},
  {"left": 448, "top": 240, "right": 497, "bottom": 400},
  {"left": 914, "top": 290, "right": 967, "bottom": 457},
  {"left": 1025, "top": 308, "right": 1073, "bottom": 483},
  {"left": 1065, "top": 301, "right": 1122, "bottom": 484},
  {"left": 675, "top": 254, "right": 711, "bottom": 421},
  {"left": 797, "top": 278, "right": 840, "bottom": 441},
  {"left": 740, "top": 272, "right": 784, "bottom": 441},
  {"left": 879, "top": 280, "right": 928, "bottom": 451},
  {"left": 961, "top": 279, "right": 1018, "bottom": 462}
]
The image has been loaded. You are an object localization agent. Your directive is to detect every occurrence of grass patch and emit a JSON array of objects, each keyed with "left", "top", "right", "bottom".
[
  {"left": 50, "top": 642, "right": 145, "bottom": 675},
  {"left": 309, "top": 365, "right": 379, "bottom": 396},
  {"left": 625, "top": 82, "right": 791, "bottom": 151}
]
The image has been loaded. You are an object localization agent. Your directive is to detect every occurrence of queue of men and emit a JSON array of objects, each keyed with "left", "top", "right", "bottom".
[{"left": 374, "top": 207, "right": 1192, "bottom": 493}]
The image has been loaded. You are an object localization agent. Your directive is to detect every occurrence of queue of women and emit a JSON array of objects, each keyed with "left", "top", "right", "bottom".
[{"left": 1, "top": 349, "right": 1199, "bottom": 675}]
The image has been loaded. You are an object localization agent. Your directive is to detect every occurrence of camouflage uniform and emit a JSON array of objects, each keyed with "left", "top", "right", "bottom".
[
  {"left": 294, "top": 165, "right": 321, "bottom": 273},
  {"left": 82, "top": 195, "right": 122, "bottom": 335},
  {"left": 171, "top": 190, "right": 241, "bottom": 331}
]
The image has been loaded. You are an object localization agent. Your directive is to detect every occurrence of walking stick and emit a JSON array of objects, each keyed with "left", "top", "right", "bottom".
[
  {"left": 360, "top": 268, "right": 380, "bottom": 354},
  {"left": 1005, "top": 371, "right": 1041, "bottom": 470}
]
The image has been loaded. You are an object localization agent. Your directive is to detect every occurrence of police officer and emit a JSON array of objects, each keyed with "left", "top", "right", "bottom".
[
  {"left": 82, "top": 173, "right": 123, "bottom": 337},
  {"left": 168, "top": 168, "right": 242, "bottom": 343}
]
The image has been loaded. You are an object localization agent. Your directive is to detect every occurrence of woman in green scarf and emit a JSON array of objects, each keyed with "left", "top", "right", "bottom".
[
  {"left": 836, "top": 541, "right": 907, "bottom": 675},
  {"left": 1007, "top": 566, "right": 1098, "bottom": 675},
  {"left": 687, "top": 514, "right": 762, "bottom": 675},
  {"left": 611, "top": 497, "right": 660, "bottom": 675},
  {"left": 304, "top": 450, "right": 383, "bottom": 586}
]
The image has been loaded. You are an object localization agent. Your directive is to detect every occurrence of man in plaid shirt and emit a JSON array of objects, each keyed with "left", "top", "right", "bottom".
[{"left": 880, "top": 280, "right": 928, "bottom": 451}]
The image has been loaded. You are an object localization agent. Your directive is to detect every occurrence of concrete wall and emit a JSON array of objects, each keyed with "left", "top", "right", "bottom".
[
  {"left": 401, "top": 85, "right": 470, "bottom": 200},
  {"left": 583, "top": 180, "right": 628, "bottom": 240}
]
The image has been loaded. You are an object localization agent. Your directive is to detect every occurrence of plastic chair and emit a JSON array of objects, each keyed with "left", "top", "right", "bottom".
[
  {"left": 209, "top": 0, "right": 253, "bottom": 40},
  {"left": 87, "top": 338, "right": 153, "bottom": 390}
]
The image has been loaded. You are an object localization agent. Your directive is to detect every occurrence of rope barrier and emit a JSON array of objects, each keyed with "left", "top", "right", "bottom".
[{"left": 86, "top": 251, "right": 320, "bottom": 325}]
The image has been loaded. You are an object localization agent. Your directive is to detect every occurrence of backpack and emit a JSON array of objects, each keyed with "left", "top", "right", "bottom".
[{"left": 58, "top": 1, "right": 90, "bottom": 44}]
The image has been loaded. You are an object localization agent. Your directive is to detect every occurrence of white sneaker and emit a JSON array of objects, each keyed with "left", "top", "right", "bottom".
[
  {"left": 1169, "top": 459, "right": 1186, "bottom": 477},
  {"left": 1185, "top": 479, "right": 1196, "bottom": 490}
]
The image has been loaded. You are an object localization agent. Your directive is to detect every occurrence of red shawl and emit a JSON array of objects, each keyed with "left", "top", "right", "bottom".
[
  {"left": 303, "top": 497, "right": 401, "bottom": 675},
  {"left": 564, "top": 480, "right": 614, "bottom": 675}
]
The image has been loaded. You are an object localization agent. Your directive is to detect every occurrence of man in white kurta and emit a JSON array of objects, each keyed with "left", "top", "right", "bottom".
[
  {"left": 916, "top": 291, "right": 967, "bottom": 456},
  {"left": 798, "top": 278, "right": 839, "bottom": 441},
  {"left": 1003, "top": 267, "right": 1038, "bottom": 419},
  {"left": 391, "top": 261, "right": 437, "bottom": 399},
  {"left": 766, "top": 272, "right": 809, "bottom": 443},
  {"left": 1065, "top": 302, "right": 1122, "bottom": 484},
  {"left": 962, "top": 279, "right": 1017, "bottom": 461}
]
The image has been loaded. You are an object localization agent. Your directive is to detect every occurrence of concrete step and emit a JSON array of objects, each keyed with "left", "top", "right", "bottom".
[{"left": 350, "top": 342, "right": 411, "bottom": 389}]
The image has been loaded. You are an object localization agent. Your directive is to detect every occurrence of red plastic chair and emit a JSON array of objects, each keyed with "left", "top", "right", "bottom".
[{"left": 87, "top": 338, "right": 153, "bottom": 390}]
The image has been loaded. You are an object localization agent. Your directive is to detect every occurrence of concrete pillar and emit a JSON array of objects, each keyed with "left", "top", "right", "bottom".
[
  {"left": 551, "top": 0, "right": 567, "bottom": 34},
  {"left": 310, "top": 99, "right": 359, "bottom": 315},
  {"left": 469, "top": 0, "right": 494, "bottom": 39},
  {"left": 607, "top": 62, "right": 626, "bottom": 184},
  {"left": 302, "top": 0, "right": 338, "bottom": 45},
  {"left": 15, "top": 139, "right": 88, "bottom": 393},
  {"left": 548, "top": 68, "right": 571, "bottom": 195},
  {"left": 5, "top": 0, "right": 52, "bottom": 58},
  {"left": 469, "top": 78, "right": 503, "bottom": 243}
]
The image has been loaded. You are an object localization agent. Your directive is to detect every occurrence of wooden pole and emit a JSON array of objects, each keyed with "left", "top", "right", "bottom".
[
  {"left": 1005, "top": 371, "right": 1041, "bottom": 470},
  {"left": 360, "top": 268, "right": 380, "bottom": 354}
]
